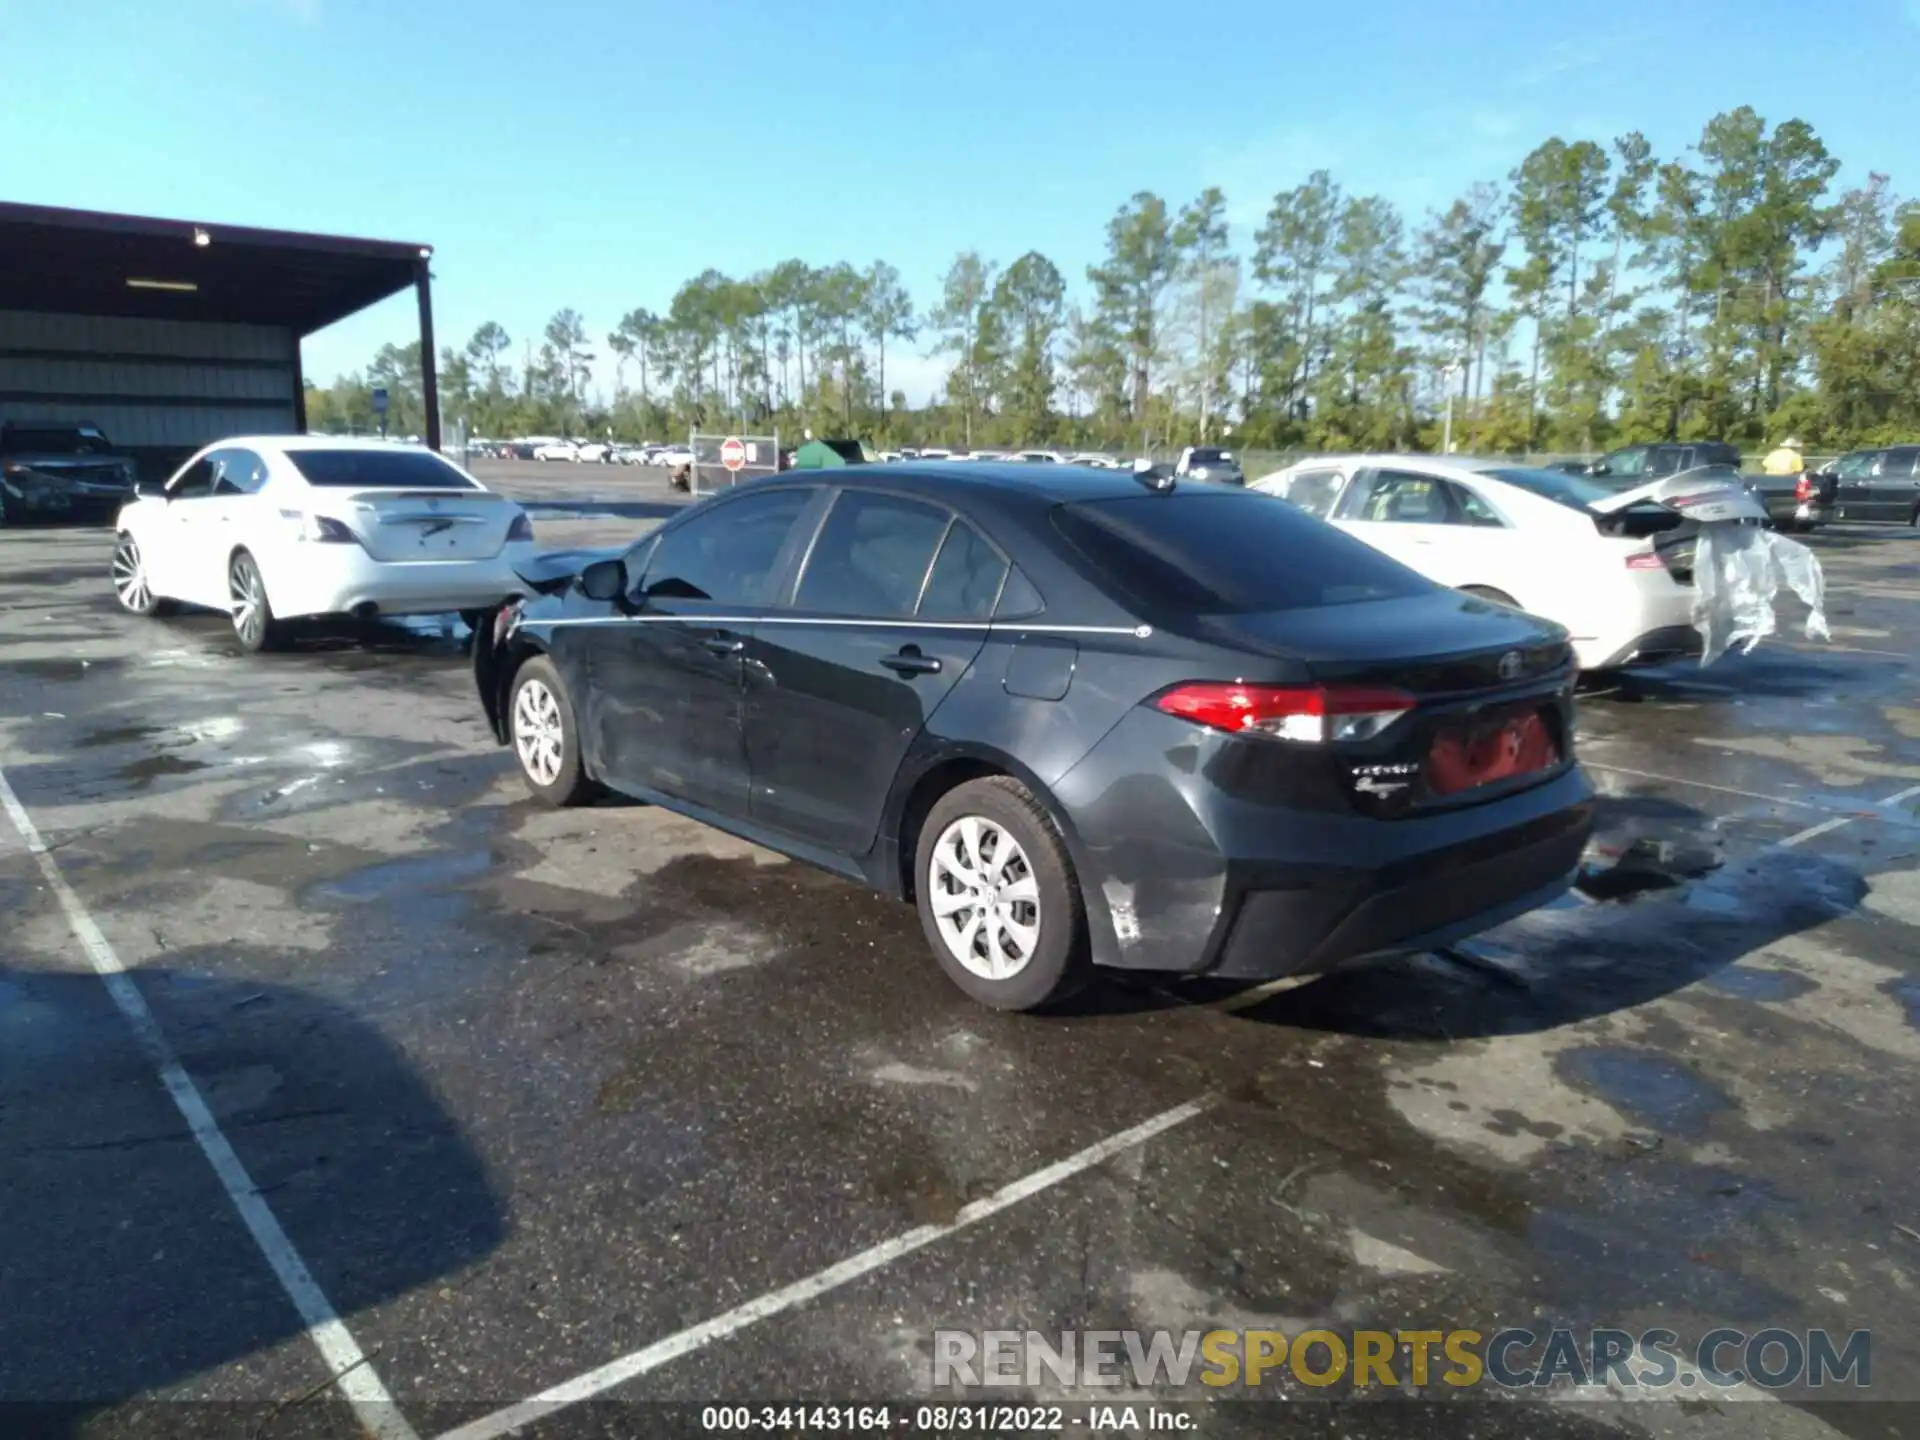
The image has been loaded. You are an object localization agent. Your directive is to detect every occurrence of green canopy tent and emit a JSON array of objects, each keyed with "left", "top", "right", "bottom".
[{"left": 791, "top": 437, "right": 873, "bottom": 469}]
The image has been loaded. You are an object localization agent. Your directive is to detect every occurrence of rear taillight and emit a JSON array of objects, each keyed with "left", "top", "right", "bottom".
[
  {"left": 507, "top": 512, "right": 534, "bottom": 543},
  {"left": 1153, "top": 682, "right": 1415, "bottom": 744},
  {"left": 1624, "top": 551, "right": 1666, "bottom": 570},
  {"left": 280, "top": 509, "right": 357, "bottom": 543},
  {"left": 1794, "top": 473, "right": 1812, "bottom": 502}
]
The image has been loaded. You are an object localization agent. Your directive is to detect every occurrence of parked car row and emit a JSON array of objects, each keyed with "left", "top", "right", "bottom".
[{"left": 1549, "top": 439, "right": 1920, "bottom": 533}]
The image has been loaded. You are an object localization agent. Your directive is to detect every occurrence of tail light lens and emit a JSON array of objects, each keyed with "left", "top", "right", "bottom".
[
  {"left": 1624, "top": 551, "right": 1666, "bottom": 570},
  {"left": 280, "top": 509, "right": 358, "bottom": 543},
  {"left": 1794, "top": 473, "right": 1812, "bottom": 502},
  {"left": 507, "top": 512, "right": 535, "bottom": 543},
  {"left": 1154, "top": 682, "right": 1415, "bottom": 744}
]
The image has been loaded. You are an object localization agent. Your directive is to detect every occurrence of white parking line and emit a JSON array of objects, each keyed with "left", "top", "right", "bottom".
[
  {"left": 0, "top": 767, "right": 417, "bottom": 1440},
  {"left": 1776, "top": 814, "right": 1857, "bottom": 849},
  {"left": 434, "top": 1098, "right": 1211, "bottom": 1440},
  {"left": 1579, "top": 760, "right": 1829, "bottom": 812}
]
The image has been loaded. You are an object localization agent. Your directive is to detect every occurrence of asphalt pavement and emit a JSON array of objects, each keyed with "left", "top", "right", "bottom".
[{"left": 3, "top": 468, "right": 1919, "bottom": 1439}]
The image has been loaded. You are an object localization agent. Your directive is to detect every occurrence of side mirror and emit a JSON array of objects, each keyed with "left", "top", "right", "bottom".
[
  {"left": 578, "top": 558, "right": 627, "bottom": 603},
  {"left": 1588, "top": 463, "right": 1609, "bottom": 477}
]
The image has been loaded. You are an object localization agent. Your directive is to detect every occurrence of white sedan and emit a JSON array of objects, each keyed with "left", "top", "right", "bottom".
[
  {"left": 532, "top": 440, "right": 578, "bottom": 462},
  {"left": 1252, "top": 454, "right": 1763, "bottom": 670},
  {"left": 111, "top": 436, "right": 535, "bottom": 652}
]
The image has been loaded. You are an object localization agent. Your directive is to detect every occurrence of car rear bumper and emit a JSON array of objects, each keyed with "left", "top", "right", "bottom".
[
  {"left": 1584, "top": 623, "right": 1704, "bottom": 669},
  {"left": 266, "top": 550, "right": 532, "bottom": 619},
  {"left": 1204, "top": 804, "right": 1591, "bottom": 978},
  {"left": 1569, "top": 580, "right": 1698, "bottom": 670},
  {"left": 1052, "top": 709, "right": 1595, "bottom": 980}
]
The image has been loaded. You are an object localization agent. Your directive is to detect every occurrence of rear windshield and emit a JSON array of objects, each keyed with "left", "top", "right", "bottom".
[
  {"left": 1051, "top": 491, "right": 1430, "bottom": 614},
  {"left": 1485, "top": 466, "right": 1613, "bottom": 510},
  {"left": 1186, "top": 448, "right": 1234, "bottom": 465},
  {"left": 287, "top": 449, "right": 479, "bottom": 489}
]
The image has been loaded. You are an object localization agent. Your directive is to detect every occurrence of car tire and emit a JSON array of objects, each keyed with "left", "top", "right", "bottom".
[
  {"left": 111, "top": 532, "right": 174, "bottom": 616},
  {"left": 508, "top": 655, "right": 599, "bottom": 807},
  {"left": 1460, "top": 585, "right": 1520, "bottom": 608},
  {"left": 914, "top": 776, "right": 1089, "bottom": 1011},
  {"left": 227, "top": 549, "right": 285, "bottom": 652}
]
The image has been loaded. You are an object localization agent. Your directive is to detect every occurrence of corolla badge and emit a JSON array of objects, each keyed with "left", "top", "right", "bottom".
[
  {"left": 1497, "top": 650, "right": 1524, "bottom": 680},
  {"left": 1352, "top": 762, "right": 1419, "bottom": 798}
]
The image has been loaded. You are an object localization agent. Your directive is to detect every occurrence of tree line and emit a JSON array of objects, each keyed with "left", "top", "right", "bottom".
[{"left": 304, "top": 104, "right": 1920, "bottom": 456}]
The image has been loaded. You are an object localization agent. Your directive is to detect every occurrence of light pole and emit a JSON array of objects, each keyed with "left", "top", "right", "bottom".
[{"left": 1440, "top": 357, "right": 1462, "bottom": 454}]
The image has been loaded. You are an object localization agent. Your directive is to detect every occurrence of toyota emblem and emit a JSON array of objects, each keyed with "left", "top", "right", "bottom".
[{"left": 1497, "top": 650, "right": 1524, "bottom": 680}]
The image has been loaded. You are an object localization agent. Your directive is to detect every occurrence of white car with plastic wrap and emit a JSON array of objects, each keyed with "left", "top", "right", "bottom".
[
  {"left": 1252, "top": 454, "right": 1822, "bottom": 670},
  {"left": 110, "top": 437, "right": 536, "bottom": 652}
]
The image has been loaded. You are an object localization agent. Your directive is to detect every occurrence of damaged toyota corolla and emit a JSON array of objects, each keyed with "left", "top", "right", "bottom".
[{"left": 474, "top": 464, "right": 1594, "bottom": 1010}]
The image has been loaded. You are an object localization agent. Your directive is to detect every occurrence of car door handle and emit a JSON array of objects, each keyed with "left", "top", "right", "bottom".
[
  {"left": 700, "top": 635, "right": 744, "bottom": 657},
  {"left": 880, "top": 649, "right": 942, "bottom": 676}
]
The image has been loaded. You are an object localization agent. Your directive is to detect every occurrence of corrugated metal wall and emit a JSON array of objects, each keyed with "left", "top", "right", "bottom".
[{"left": 0, "top": 309, "right": 297, "bottom": 477}]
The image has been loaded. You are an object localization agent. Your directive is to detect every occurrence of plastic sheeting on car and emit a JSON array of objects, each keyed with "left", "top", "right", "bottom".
[{"left": 1691, "top": 522, "right": 1830, "bottom": 665}]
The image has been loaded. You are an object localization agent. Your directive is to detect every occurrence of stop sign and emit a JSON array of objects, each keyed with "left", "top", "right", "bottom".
[{"left": 719, "top": 436, "right": 747, "bottom": 472}]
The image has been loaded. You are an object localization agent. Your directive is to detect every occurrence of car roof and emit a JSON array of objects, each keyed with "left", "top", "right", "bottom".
[
  {"left": 754, "top": 461, "right": 1159, "bottom": 504},
  {"left": 213, "top": 435, "right": 456, "bottom": 456},
  {"left": 1275, "top": 453, "right": 1531, "bottom": 481}
]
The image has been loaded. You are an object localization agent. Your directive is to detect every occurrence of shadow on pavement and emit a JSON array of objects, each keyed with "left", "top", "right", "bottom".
[
  {"left": 1078, "top": 789, "right": 1885, "bottom": 1039},
  {"left": 0, "top": 961, "right": 504, "bottom": 1434}
]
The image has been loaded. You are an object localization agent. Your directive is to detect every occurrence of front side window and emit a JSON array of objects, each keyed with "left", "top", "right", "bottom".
[
  {"left": 1645, "top": 447, "right": 1683, "bottom": 477},
  {"left": 212, "top": 449, "right": 268, "bottom": 496},
  {"left": 1605, "top": 446, "right": 1649, "bottom": 478},
  {"left": 169, "top": 456, "right": 216, "bottom": 499},
  {"left": 1836, "top": 450, "right": 1881, "bottom": 479},
  {"left": 1281, "top": 468, "right": 1344, "bottom": 517},
  {"left": 643, "top": 487, "right": 814, "bottom": 606},
  {"left": 792, "top": 491, "right": 950, "bottom": 617},
  {"left": 1344, "top": 470, "right": 1452, "bottom": 524}
]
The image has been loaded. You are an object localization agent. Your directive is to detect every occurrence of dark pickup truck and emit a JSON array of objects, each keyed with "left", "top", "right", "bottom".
[
  {"left": 1554, "top": 441, "right": 1825, "bottom": 531},
  {"left": 1809, "top": 446, "right": 1920, "bottom": 527},
  {"left": 0, "top": 421, "right": 139, "bottom": 525}
]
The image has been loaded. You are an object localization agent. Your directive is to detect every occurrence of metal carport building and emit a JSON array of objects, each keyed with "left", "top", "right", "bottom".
[{"left": 0, "top": 201, "right": 439, "bottom": 481}]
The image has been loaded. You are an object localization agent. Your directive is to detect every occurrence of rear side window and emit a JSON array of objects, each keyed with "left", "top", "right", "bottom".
[
  {"left": 287, "top": 449, "right": 479, "bottom": 490},
  {"left": 919, "top": 519, "right": 1009, "bottom": 620},
  {"left": 1052, "top": 492, "right": 1430, "bottom": 614},
  {"left": 793, "top": 491, "right": 949, "bottom": 617}
]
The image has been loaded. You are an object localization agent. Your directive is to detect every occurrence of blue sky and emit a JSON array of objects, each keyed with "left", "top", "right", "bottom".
[{"left": 5, "top": 0, "right": 1918, "bottom": 401}]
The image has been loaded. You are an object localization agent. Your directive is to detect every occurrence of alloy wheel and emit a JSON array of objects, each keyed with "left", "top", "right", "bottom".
[
  {"left": 513, "top": 678, "right": 565, "bottom": 787},
  {"left": 112, "top": 536, "right": 151, "bottom": 613},
  {"left": 229, "top": 555, "right": 266, "bottom": 647},
  {"left": 927, "top": 815, "right": 1042, "bottom": 979}
]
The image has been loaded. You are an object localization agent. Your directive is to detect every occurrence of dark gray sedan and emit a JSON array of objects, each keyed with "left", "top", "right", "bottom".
[{"left": 475, "top": 464, "right": 1594, "bottom": 1010}]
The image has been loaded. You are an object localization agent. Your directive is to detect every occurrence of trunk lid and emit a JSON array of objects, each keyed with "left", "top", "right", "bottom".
[
  {"left": 1186, "top": 591, "right": 1576, "bottom": 817},
  {"left": 1587, "top": 469, "right": 1769, "bottom": 522},
  {"left": 1587, "top": 470, "right": 1763, "bottom": 584},
  {"left": 328, "top": 490, "right": 517, "bottom": 561},
  {"left": 1197, "top": 590, "right": 1571, "bottom": 692}
]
